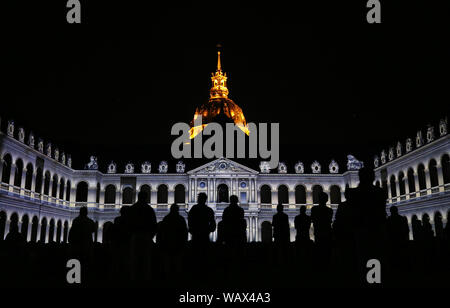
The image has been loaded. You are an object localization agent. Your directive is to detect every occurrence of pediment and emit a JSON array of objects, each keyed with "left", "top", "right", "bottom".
[{"left": 187, "top": 157, "right": 258, "bottom": 175}]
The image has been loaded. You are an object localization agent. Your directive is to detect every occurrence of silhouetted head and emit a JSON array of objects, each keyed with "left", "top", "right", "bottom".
[
  {"left": 390, "top": 205, "right": 399, "bottom": 216},
  {"left": 358, "top": 167, "right": 375, "bottom": 186},
  {"left": 120, "top": 206, "right": 130, "bottom": 217},
  {"left": 170, "top": 203, "right": 179, "bottom": 214},
  {"left": 198, "top": 192, "right": 207, "bottom": 205},
  {"left": 318, "top": 192, "right": 328, "bottom": 206},
  {"left": 79, "top": 206, "right": 88, "bottom": 217},
  {"left": 138, "top": 191, "right": 148, "bottom": 203},
  {"left": 277, "top": 204, "right": 284, "bottom": 213},
  {"left": 300, "top": 205, "right": 306, "bottom": 214},
  {"left": 230, "top": 195, "right": 239, "bottom": 205},
  {"left": 423, "top": 214, "right": 430, "bottom": 223}
]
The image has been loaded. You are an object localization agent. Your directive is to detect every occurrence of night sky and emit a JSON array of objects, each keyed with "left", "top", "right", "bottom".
[{"left": 2, "top": 1, "right": 449, "bottom": 172}]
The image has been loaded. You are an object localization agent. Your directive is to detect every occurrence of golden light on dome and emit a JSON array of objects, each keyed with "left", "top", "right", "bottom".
[{"left": 189, "top": 51, "right": 250, "bottom": 139}]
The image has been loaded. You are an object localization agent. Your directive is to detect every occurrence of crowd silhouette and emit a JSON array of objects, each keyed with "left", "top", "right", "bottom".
[{"left": 1, "top": 167, "right": 450, "bottom": 287}]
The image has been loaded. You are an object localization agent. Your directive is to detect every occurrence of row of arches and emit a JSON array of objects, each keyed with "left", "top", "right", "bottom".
[
  {"left": 376, "top": 154, "right": 450, "bottom": 202},
  {"left": 1, "top": 154, "right": 72, "bottom": 201},
  {"left": 259, "top": 184, "right": 342, "bottom": 205},
  {"left": 0, "top": 211, "right": 70, "bottom": 243}
]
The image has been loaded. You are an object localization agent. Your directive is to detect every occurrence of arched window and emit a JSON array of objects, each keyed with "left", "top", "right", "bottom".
[
  {"left": 434, "top": 212, "right": 444, "bottom": 238},
  {"left": 157, "top": 185, "right": 168, "bottom": 204},
  {"left": 312, "top": 185, "right": 323, "bottom": 204},
  {"left": 9, "top": 213, "right": 18, "bottom": 233},
  {"left": 31, "top": 216, "right": 39, "bottom": 242},
  {"left": 260, "top": 185, "right": 271, "bottom": 204},
  {"left": 217, "top": 184, "right": 229, "bottom": 203},
  {"left": 442, "top": 154, "right": 450, "bottom": 186},
  {"left": 63, "top": 221, "right": 69, "bottom": 243},
  {"left": 277, "top": 185, "right": 288, "bottom": 204},
  {"left": 25, "top": 163, "right": 33, "bottom": 190},
  {"left": 14, "top": 159, "right": 23, "bottom": 187},
  {"left": 75, "top": 181, "right": 88, "bottom": 203},
  {"left": 48, "top": 219, "right": 55, "bottom": 242},
  {"left": 140, "top": 185, "right": 151, "bottom": 203},
  {"left": 398, "top": 172, "right": 406, "bottom": 198},
  {"left": 21, "top": 215, "right": 29, "bottom": 239},
  {"left": 390, "top": 175, "right": 397, "bottom": 199},
  {"left": 295, "top": 185, "right": 306, "bottom": 204},
  {"left": 40, "top": 218, "right": 47, "bottom": 242},
  {"left": 56, "top": 220, "right": 62, "bottom": 243},
  {"left": 43, "top": 171, "right": 51, "bottom": 195},
  {"left": 418, "top": 164, "right": 426, "bottom": 194},
  {"left": 1, "top": 154, "right": 12, "bottom": 184},
  {"left": 429, "top": 159, "right": 439, "bottom": 191},
  {"left": 174, "top": 184, "right": 185, "bottom": 204},
  {"left": 122, "top": 187, "right": 135, "bottom": 204},
  {"left": 0, "top": 211, "right": 6, "bottom": 240},
  {"left": 104, "top": 185, "right": 116, "bottom": 204},
  {"left": 330, "top": 185, "right": 341, "bottom": 204},
  {"left": 59, "top": 178, "right": 65, "bottom": 199},
  {"left": 51, "top": 174, "right": 58, "bottom": 198},
  {"left": 66, "top": 180, "right": 71, "bottom": 201},
  {"left": 35, "top": 167, "right": 43, "bottom": 194},
  {"left": 96, "top": 183, "right": 100, "bottom": 203},
  {"left": 407, "top": 168, "right": 416, "bottom": 194}
]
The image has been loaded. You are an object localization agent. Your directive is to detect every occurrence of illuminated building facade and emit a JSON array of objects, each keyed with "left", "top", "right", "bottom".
[{"left": 0, "top": 52, "right": 449, "bottom": 243}]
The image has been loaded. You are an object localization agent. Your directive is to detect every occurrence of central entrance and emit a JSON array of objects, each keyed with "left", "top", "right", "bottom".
[{"left": 217, "top": 184, "right": 229, "bottom": 203}]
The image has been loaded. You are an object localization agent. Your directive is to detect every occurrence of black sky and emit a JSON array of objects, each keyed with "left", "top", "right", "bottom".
[{"left": 2, "top": 1, "right": 449, "bottom": 171}]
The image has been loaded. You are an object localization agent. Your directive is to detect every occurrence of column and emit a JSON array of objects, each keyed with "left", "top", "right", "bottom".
[
  {"left": 414, "top": 172, "right": 420, "bottom": 197},
  {"left": 404, "top": 176, "right": 410, "bottom": 200},
  {"left": 306, "top": 187, "right": 313, "bottom": 206},
  {"left": 116, "top": 189, "right": 122, "bottom": 207},
  {"left": 48, "top": 177, "right": 54, "bottom": 198},
  {"left": 387, "top": 179, "right": 392, "bottom": 202},
  {"left": 19, "top": 168, "right": 26, "bottom": 195},
  {"left": 8, "top": 163, "right": 16, "bottom": 192},
  {"left": 55, "top": 180, "right": 60, "bottom": 203},
  {"left": 194, "top": 178, "right": 198, "bottom": 200},
  {"left": 99, "top": 188, "right": 105, "bottom": 209},
  {"left": 31, "top": 172, "right": 36, "bottom": 198},
  {"left": 288, "top": 189, "right": 295, "bottom": 208},
  {"left": 168, "top": 188, "right": 174, "bottom": 204},
  {"left": 271, "top": 190, "right": 278, "bottom": 206},
  {"left": 437, "top": 162, "right": 445, "bottom": 192},
  {"left": 213, "top": 178, "right": 216, "bottom": 203},
  {"left": 0, "top": 160, "right": 3, "bottom": 184},
  {"left": 425, "top": 169, "right": 431, "bottom": 195},
  {"left": 395, "top": 180, "right": 400, "bottom": 200}
]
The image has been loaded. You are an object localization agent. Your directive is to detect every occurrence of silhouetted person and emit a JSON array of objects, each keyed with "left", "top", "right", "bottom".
[
  {"left": 333, "top": 188, "right": 354, "bottom": 242},
  {"left": 128, "top": 191, "right": 157, "bottom": 282},
  {"left": 351, "top": 167, "right": 387, "bottom": 240},
  {"left": 311, "top": 192, "right": 333, "bottom": 244},
  {"left": 68, "top": 206, "right": 96, "bottom": 282},
  {"left": 272, "top": 204, "right": 290, "bottom": 244},
  {"left": 160, "top": 204, "right": 188, "bottom": 280},
  {"left": 294, "top": 205, "right": 311, "bottom": 242},
  {"left": 5, "top": 222, "right": 25, "bottom": 244},
  {"left": 422, "top": 214, "right": 434, "bottom": 241},
  {"left": 387, "top": 206, "right": 409, "bottom": 243},
  {"left": 188, "top": 193, "right": 216, "bottom": 245},
  {"left": 412, "top": 216, "right": 423, "bottom": 241},
  {"left": 68, "top": 206, "right": 96, "bottom": 247},
  {"left": 222, "top": 195, "right": 247, "bottom": 246},
  {"left": 160, "top": 204, "right": 188, "bottom": 252},
  {"left": 111, "top": 206, "right": 131, "bottom": 282}
]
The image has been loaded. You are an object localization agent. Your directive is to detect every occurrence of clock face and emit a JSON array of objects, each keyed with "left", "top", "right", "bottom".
[
  {"left": 199, "top": 181, "right": 206, "bottom": 188},
  {"left": 219, "top": 162, "right": 227, "bottom": 170}
]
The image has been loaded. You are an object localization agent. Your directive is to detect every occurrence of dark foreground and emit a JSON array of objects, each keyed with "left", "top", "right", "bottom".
[{"left": 1, "top": 238, "right": 449, "bottom": 288}]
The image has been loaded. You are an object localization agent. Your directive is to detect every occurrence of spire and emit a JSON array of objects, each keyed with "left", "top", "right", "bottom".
[
  {"left": 210, "top": 50, "right": 228, "bottom": 99},
  {"left": 217, "top": 51, "right": 222, "bottom": 72}
]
